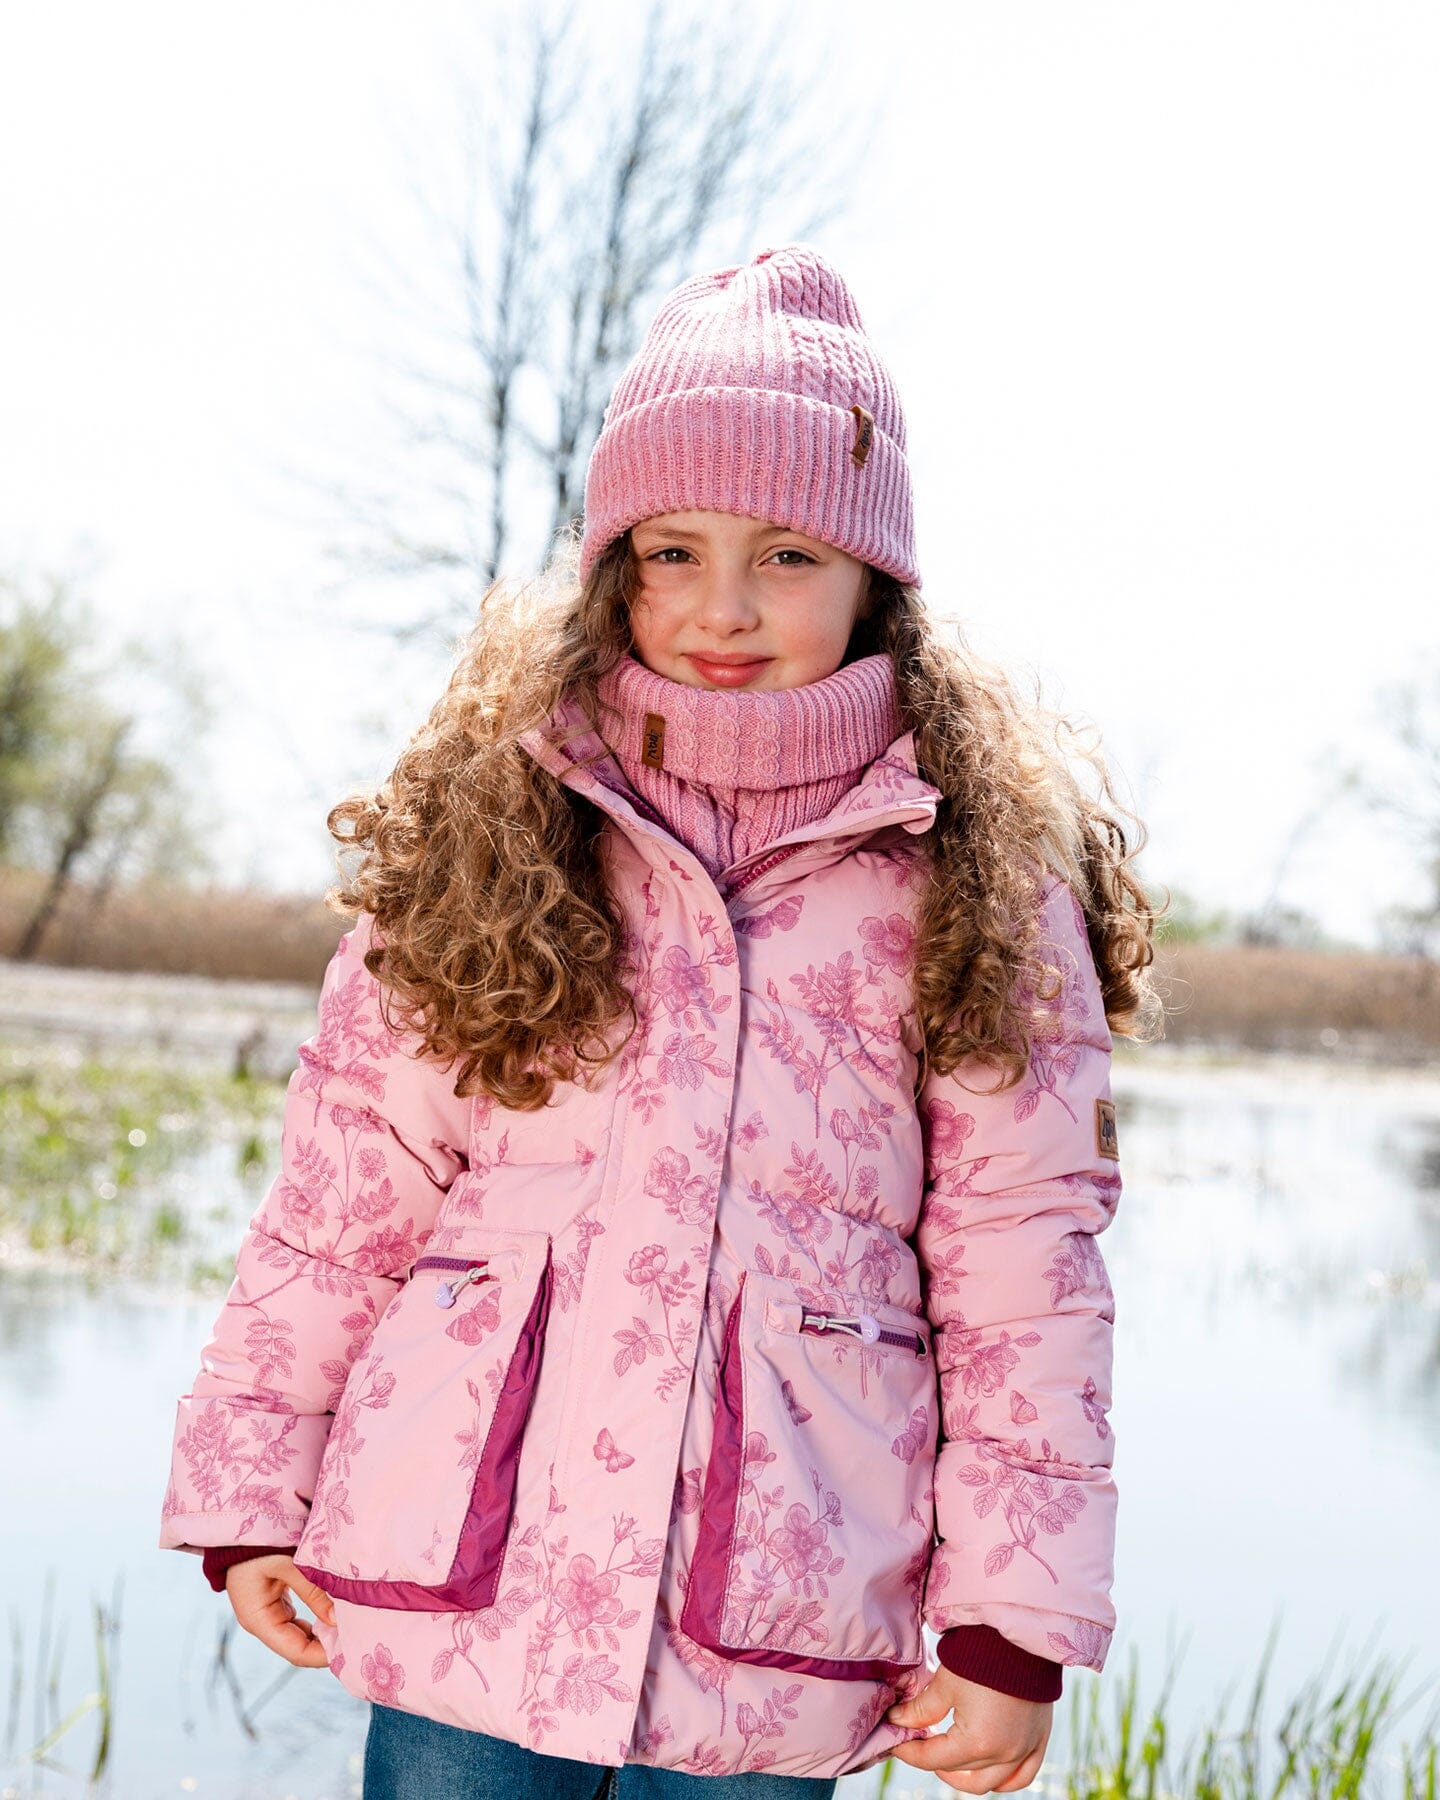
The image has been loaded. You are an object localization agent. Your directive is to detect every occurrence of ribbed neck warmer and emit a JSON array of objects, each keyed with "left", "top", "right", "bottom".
[{"left": 592, "top": 652, "right": 900, "bottom": 879}]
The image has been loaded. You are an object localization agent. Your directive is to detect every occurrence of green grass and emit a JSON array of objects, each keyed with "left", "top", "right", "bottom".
[
  {"left": 0, "top": 1039, "right": 284, "bottom": 1275},
  {"left": 875, "top": 1624, "right": 1438, "bottom": 1797}
]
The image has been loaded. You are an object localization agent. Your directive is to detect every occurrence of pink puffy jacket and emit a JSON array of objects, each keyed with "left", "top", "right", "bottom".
[{"left": 159, "top": 711, "right": 1121, "bottom": 1780}]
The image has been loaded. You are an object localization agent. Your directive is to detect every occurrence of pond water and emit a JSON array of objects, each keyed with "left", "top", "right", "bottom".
[{"left": 2, "top": 1045, "right": 1437, "bottom": 1797}]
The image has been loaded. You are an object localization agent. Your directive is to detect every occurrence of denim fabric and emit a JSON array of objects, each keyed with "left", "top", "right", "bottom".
[{"left": 363, "top": 1703, "right": 841, "bottom": 1798}]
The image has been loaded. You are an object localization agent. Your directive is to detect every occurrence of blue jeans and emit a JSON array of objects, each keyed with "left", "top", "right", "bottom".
[{"left": 363, "top": 1702, "right": 841, "bottom": 1798}]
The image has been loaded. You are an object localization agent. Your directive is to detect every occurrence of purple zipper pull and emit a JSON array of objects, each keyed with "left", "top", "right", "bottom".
[{"left": 435, "top": 1266, "right": 490, "bottom": 1309}]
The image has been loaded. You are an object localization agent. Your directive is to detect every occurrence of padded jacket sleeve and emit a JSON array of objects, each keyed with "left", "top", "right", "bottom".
[
  {"left": 158, "top": 912, "right": 471, "bottom": 1560},
  {"left": 914, "top": 873, "right": 1121, "bottom": 1689}
]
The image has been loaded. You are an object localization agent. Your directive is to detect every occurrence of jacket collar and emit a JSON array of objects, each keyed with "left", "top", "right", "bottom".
[{"left": 517, "top": 696, "right": 942, "bottom": 893}]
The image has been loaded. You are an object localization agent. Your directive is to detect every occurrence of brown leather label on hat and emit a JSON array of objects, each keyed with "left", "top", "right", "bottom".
[
  {"left": 1095, "top": 1097, "right": 1119, "bottom": 1160},
  {"left": 642, "top": 712, "right": 666, "bottom": 770},
  {"left": 850, "top": 403, "right": 874, "bottom": 467}
]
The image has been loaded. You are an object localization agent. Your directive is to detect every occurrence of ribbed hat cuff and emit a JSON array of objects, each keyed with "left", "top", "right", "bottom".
[{"left": 579, "top": 385, "right": 920, "bottom": 588}]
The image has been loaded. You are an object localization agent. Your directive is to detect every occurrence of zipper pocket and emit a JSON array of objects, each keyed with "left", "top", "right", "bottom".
[
  {"left": 799, "top": 1307, "right": 929, "bottom": 1359},
  {"left": 412, "top": 1254, "right": 493, "bottom": 1310}
]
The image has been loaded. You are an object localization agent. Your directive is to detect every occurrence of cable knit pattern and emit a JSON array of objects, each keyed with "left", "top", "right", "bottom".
[
  {"left": 578, "top": 242, "right": 920, "bottom": 588},
  {"left": 593, "top": 652, "right": 900, "bottom": 879}
]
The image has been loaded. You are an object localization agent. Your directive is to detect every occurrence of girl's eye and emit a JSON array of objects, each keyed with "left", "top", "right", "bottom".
[{"left": 643, "top": 546, "right": 814, "bottom": 566}]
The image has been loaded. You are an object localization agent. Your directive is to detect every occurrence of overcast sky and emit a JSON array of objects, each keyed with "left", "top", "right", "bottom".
[{"left": 2, "top": 1, "right": 1436, "bottom": 946}]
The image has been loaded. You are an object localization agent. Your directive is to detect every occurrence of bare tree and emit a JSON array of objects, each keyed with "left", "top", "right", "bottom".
[
  {"left": 1, "top": 570, "right": 208, "bottom": 960},
  {"left": 0, "top": 573, "right": 73, "bottom": 854},
  {"left": 1351, "top": 658, "right": 1440, "bottom": 956},
  {"left": 304, "top": 0, "right": 875, "bottom": 642}
]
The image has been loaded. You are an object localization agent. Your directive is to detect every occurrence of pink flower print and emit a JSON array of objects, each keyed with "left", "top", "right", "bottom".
[
  {"left": 769, "top": 1505, "right": 833, "bottom": 1583},
  {"left": 853, "top": 1234, "right": 900, "bottom": 1298},
  {"left": 643, "top": 1148, "right": 712, "bottom": 1227},
  {"left": 961, "top": 1327, "right": 1042, "bottom": 1399},
  {"left": 625, "top": 1244, "right": 668, "bottom": 1288},
  {"left": 921, "top": 1097, "right": 975, "bottom": 1161},
  {"left": 755, "top": 1185, "right": 833, "bottom": 1257},
  {"left": 352, "top": 1174, "right": 398, "bottom": 1224},
  {"left": 360, "top": 1643, "right": 406, "bottom": 1705},
  {"left": 276, "top": 1177, "right": 324, "bottom": 1236},
  {"left": 859, "top": 912, "right": 915, "bottom": 975},
  {"left": 652, "top": 945, "right": 719, "bottom": 1028},
  {"left": 1047, "top": 1616, "right": 1111, "bottom": 1668},
  {"left": 674, "top": 1466, "right": 703, "bottom": 1514},
  {"left": 792, "top": 954, "right": 867, "bottom": 1033},
  {"left": 612, "top": 1315, "right": 665, "bottom": 1375},
  {"left": 350, "top": 1219, "right": 421, "bottom": 1276},
  {"left": 554, "top": 1652, "right": 632, "bottom": 1716},
  {"left": 243, "top": 1317, "right": 296, "bottom": 1385},
  {"left": 742, "top": 1430, "right": 777, "bottom": 1478},
  {"left": 553, "top": 1554, "right": 623, "bottom": 1633},
  {"left": 657, "top": 1033, "right": 726, "bottom": 1092},
  {"left": 1043, "top": 1231, "right": 1108, "bottom": 1308},
  {"left": 355, "top": 1146, "right": 386, "bottom": 1182}
]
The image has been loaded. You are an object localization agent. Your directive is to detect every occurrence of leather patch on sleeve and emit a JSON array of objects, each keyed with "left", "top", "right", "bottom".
[
  {"left": 642, "top": 712, "right": 666, "bottom": 770},
  {"left": 1094, "top": 1097, "right": 1119, "bottom": 1161}
]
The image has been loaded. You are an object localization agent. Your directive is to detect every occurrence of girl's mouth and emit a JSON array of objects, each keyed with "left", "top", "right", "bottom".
[{"left": 685, "top": 654, "right": 773, "bottom": 687}]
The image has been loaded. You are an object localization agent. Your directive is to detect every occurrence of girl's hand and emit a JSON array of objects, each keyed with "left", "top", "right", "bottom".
[
  {"left": 222, "top": 1553, "right": 335, "bottom": 1669},
  {"left": 885, "top": 1664, "right": 1052, "bottom": 1794}
]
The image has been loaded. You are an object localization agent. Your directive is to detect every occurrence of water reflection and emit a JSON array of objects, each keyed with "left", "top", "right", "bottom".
[{"left": 0, "top": 1047, "right": 1435, "bottom": 1797}]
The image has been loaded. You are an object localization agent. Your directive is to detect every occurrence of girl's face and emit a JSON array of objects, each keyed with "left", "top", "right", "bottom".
[{"left": 626, "top": 510, "right": 873, "bottom": 690}]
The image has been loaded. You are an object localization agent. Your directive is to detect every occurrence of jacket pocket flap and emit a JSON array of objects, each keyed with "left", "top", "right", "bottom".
[
  {"left": 680, "top": 1267, "right": 938, "bottom": 1679},
  {"left": 294, "top": 1227, "right": 553, "bottom": 1613}
]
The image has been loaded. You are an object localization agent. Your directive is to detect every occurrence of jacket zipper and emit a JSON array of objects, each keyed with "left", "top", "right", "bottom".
[
  {"left": 719, "top": 841, "right": 810, "bottom": 903},
  {"left": 412, "top": 1255, "right": 493, "bottom": 1309},
  {"left": 799, "top": 1307, "right": 928, "bottom": 1359}
]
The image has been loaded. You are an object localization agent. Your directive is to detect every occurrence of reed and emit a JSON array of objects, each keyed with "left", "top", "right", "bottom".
[
  {"left": 0, "top": 1039, "right": 282, "bottom": 1274},
  {"left": 875, "top": 1622, "right": 1439, "bottom": 1797},
  {"left": 4, "top": 870, "right": 1440, "bottom": 1064}
]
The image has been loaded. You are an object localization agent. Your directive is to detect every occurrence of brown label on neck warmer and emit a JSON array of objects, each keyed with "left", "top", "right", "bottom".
[{"left": 642, "top": 712, "right": 666, "bottom": 770}]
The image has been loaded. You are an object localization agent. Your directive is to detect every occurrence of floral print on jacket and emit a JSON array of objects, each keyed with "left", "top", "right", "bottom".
[{"left": 159, "top": 712, "right": 1121, "bottom": 1780}]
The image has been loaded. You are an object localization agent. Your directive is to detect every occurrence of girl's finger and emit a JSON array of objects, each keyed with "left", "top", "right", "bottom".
[
  {"left": 288, "top": 1572, "right": 336, "bottom": 1627},
  {"left": 262, "top": 1605, "right": 330, "bottom": 1668},
  {"left": 934, "top": 1763, "right": 1017, "bottom": 1796},
  {"left": 888, "top": 1729, "right": 1009, "bottom": 1775}
]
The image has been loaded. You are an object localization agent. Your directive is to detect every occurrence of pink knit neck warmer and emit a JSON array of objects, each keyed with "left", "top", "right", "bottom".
[{"left": 593, "top": 652, "right": 900, "bottom": 879}]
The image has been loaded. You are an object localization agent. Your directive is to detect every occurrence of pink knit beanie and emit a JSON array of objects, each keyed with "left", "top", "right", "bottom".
[{"left": 577, "top": 242, "right": 920, "bottom": 589}]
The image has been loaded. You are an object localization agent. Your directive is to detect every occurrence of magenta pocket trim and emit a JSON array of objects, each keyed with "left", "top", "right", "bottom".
[
  {"left": 679, "top": 1272, "right": 929, "bottom": 1683},
  {"left": 295, "top": 1241, "right": 553, "bottom": 1613}
]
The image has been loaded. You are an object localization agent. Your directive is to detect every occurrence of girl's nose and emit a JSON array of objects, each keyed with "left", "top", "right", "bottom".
[{"left": 693, "top": 571, "right": 761, "bottom": 634}]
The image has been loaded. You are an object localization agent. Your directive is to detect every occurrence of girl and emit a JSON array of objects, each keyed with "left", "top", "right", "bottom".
[{"left": 160, "top": 243, "right": 1159, "bottom": 1797}]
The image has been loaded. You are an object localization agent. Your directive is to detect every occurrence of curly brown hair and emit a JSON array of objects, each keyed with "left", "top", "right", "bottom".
[{"left": 328, "top": 528, "right": 1165, "bottom": 1109}]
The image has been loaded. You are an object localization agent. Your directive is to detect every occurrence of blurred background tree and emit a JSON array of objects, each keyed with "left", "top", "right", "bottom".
[
  {"left": 306, "top": 0, "right": 872, "bottom": 643},
  {"left": 1353, "top": 655, "right": 1440, "bottom": 959},
  {"left": 0, "top": 570, "right": 208, "bottom": 960}
]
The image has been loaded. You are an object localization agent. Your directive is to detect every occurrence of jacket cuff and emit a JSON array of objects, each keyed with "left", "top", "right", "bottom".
[
  {"left": 201, "top": 1545, "right": 293, "bottom": 1594},
  {"left": 935, "top": 1625, "right": 1063, "bottom": 1702}
]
